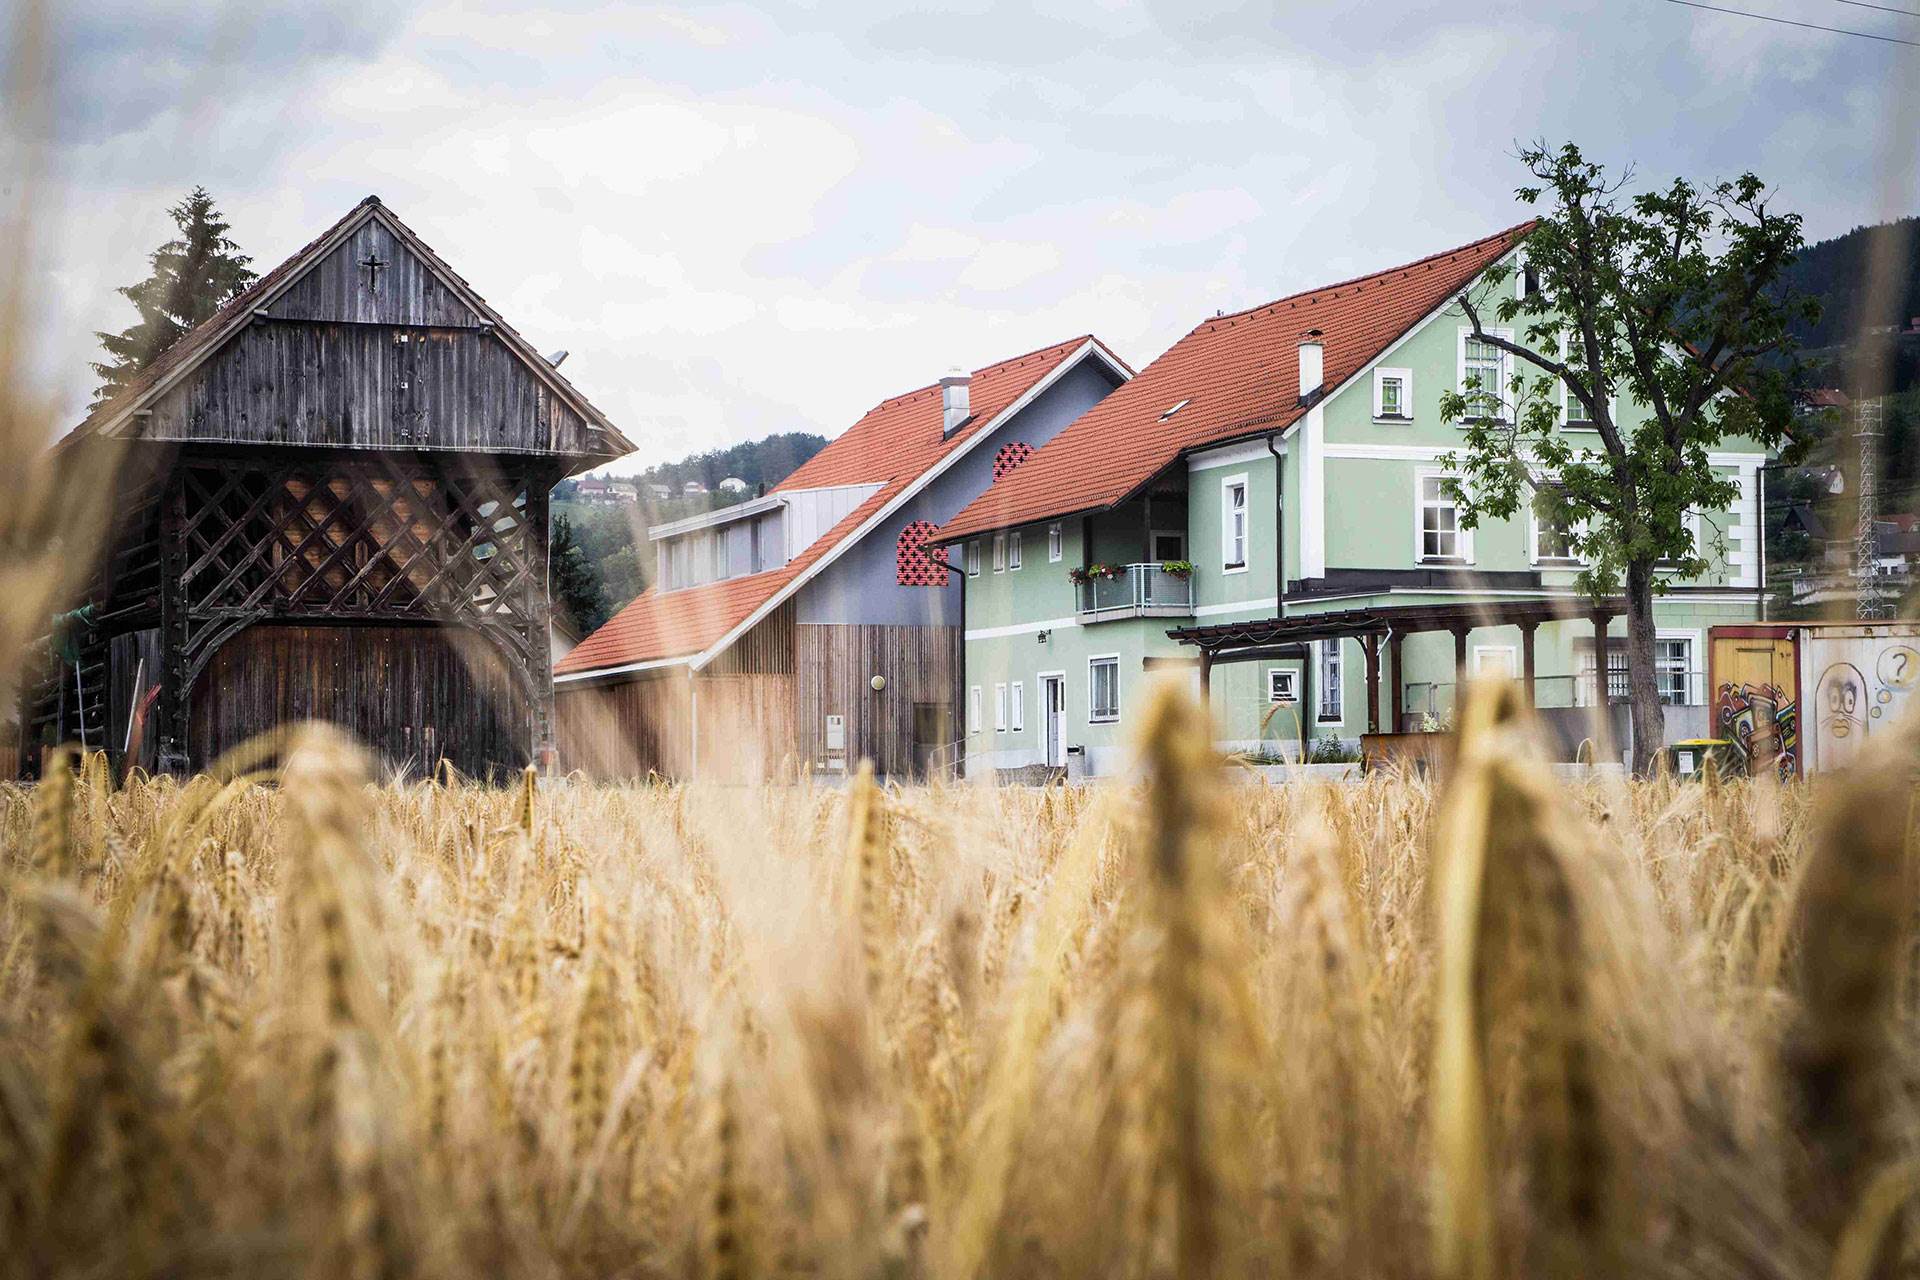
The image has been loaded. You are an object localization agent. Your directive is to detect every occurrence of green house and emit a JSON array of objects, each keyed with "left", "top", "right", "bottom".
[{"left": 936, "top": 224, "right": 1772, "bottom": 777}]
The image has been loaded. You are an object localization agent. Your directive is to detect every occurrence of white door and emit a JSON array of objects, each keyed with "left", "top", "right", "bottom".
[{"left": 1042, "top": 675, "right": 1065, "bottom": 767}]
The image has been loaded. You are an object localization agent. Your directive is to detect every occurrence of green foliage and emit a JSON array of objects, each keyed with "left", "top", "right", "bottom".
[
  {"left": 1308, "top": 733, "right": 1360, "bottom": 764},
  {"left": 549, "top": 514, "right": 610, "bottom": 634},
  {"left": 1438, "top": 141, "right": 1815, "bottom": 599},
  {"left": 91, "top": 187, "right": 256, "bottom": 407},
  {"left": 628, "top": 431, "right": 828, "bottom": 494}
]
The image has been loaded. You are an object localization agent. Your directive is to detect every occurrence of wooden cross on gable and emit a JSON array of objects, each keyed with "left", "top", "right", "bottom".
[{"left": 360, "top": 252, "right": 388, "bottom": 292}]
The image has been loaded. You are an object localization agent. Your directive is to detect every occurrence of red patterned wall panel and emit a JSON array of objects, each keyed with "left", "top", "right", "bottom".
[
  {"left": 993, "top": 442, "right": 1034, "bottom": 480},
  {"left": 896, "top": 520, "right": 948, "bottom": 586}
]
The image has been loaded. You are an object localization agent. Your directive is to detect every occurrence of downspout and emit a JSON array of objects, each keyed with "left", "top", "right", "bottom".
[{"left": 1757, "top": 465, "right": 1769, "bottom": 622}]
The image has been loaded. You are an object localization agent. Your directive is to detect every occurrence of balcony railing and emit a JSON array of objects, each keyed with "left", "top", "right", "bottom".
[{"left": 1074, "top": 562, "right": 1193, "bottom": 621}]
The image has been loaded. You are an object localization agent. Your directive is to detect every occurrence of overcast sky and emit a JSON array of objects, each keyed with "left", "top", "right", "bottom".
[{"left": 7, "top": 0, "right": 1918, "bottom": 467}]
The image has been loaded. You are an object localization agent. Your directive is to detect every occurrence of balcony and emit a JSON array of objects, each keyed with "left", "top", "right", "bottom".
[{"left": 1074, "top": 562, "right": 1193, "bottom": 622}]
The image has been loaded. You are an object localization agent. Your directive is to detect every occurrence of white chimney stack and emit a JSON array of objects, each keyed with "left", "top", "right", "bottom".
[
  {"left": 940, "top": 366, "right": 973, "bottom": 436},
  {"left": 1297, "top": 329, "right": 1324, "bottom": 403}
]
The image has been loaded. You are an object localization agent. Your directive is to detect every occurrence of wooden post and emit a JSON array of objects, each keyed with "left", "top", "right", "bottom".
[
  {"left": 1389, "top": 630, "right": 1405, "bottom": 733},
  {"left": 1198, "top": 648, "right": 1212, "bottom": 700},
  {"left": 1364, "top": 634, "right": 1381, "bottom": 734},
  {"left": 1452, "top": 626, "right": 1470, "bottom": 686},
  {"left": 155, "top": 478, "right": 191, "bottom": 776},
  {"left": 1591, "top": 612, "right": 1612, "bottom": 704},
  {"left": 1519, "top": 620, "right": 1539, "bottom": 707}
]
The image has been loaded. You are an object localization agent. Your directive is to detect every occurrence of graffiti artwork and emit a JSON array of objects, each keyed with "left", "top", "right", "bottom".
[
  {"left": 1813, "top": 661, "right": 1870, "bottom": 772},
  {"left": 1714, "top": 681, "right": 1798, "bottom": 780}
]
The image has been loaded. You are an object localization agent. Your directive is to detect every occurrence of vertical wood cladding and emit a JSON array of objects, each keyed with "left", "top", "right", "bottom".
[
  {"left": 271, "top": 219, "right": 480, "bottom": 329},
  {"left": 141, "top": 324, "right": 597, "bottom": 456},
  {"left": 796, "top": 624, "right": 961, "bottom": 777},
  {"left": 554, "top": 671, "right": 797, "bottom": 783},
  {"left": 189, "top": 623, "right": 530, "bottom": 777}
]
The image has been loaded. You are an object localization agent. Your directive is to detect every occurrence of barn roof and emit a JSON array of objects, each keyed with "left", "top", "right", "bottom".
[
  {"left": 556, "top": 335, "right": 1130, "bottom": 679},
  {"left": 936, "top": 221, "right": 1535, "bottom": 543},
  {"left": 61, "top": 195, "right": 633, "bottom": 468}
]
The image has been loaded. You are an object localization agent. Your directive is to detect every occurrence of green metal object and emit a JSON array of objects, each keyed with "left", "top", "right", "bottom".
[{"left": 1667, "top": 738, "right": 1737, "bottom": 779}]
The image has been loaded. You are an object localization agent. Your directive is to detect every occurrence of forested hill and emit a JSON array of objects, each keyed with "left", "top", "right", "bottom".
[
  {"left": 626, "top": 431, "right": 828, "bottom": 495},
  {"left": 1780, "top": 215, "right": 1920, "bottom": 355}
]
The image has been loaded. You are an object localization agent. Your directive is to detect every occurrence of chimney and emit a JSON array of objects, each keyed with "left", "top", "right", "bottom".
[
  {"left": 940, "top": 366, "right": 973, "bottom": 436},
  {"left": 1297, "top": 329, "right": 1324, "bottom": 405}
]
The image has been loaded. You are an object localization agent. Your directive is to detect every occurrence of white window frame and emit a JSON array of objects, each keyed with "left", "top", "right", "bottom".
[
  {"left": 1372, "top": 366, "right": 1413, "bottom": 422},
  {"left": 1471, "top": 644, "right": 1518, "bottom": 678},
  {"left": 1528, "top": 485, "right": 1586, "bottom": 566},
  {"left": 993, "top": 682, "right": 1008, "bottom": 732},
  {"left": 1315, "top": 640, "right": 1343, "bottom": 725},
  {"left": 967, "top": 684, "right": 983, "bottom": 733},
  {"left": 1221, "top": 473, "right": 1249, "bottom": 573},
  {"left": 1414, "top": 468, "right": 1474, "bottom": 565},
  {"left": 1266, "top": 667, "right": 1298, "bottom": 705},
  {"left": 1010, "top": 680, "right": 1025, "bottom": 732},
  {"left": 1655, "top": 628, "right": 1704, "bottom": 706},
  {"left": 1088, "top": 654, "right": 1121, "bottom": 724},
  {"left": 965, "top": 540, "right": 981, "bottom": 577},
  {"left": 1557, "top": 335, "right": 1617, "bottom": 431},
  {"left": 991, "top": 531, "right": 1007, "bottom": 573},
  {"left": 1008, "top": 530, "right": 1022, "bottom": 571},
  {"left": 1047, "top": 522, "right": 1063, "bottom": 563},
  {"left": 1456, "top": 326, "right": 1513, "bottom": 423}
]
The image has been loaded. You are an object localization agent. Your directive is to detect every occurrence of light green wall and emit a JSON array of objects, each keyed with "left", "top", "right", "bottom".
[{"left": 957, "top": 271, "right": 1776, "bottom": 776}]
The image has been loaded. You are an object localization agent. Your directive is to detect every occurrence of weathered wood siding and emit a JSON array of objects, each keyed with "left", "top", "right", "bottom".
[
  {"left": 555, "top": 670, "right": 798, "bottom": 783},
  {"left": 796, "top": 623, "right": 961, "bottom": 777},
  {"left": 139, "top": 324, "right": 597, "bottom": 456},
  {"left": 556, "top": 674, "right": 692, "bottom": 780},
  {"left": 272, "top": 219, "right": 480, "bottom": 328},
  {"left": 189, "top": 623, "right": 531, "bottom": 778}
]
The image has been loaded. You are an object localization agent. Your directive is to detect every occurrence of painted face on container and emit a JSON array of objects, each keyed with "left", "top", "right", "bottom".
[{"left": 1817, "top": 663, "right": 1867, "bottom": 743}]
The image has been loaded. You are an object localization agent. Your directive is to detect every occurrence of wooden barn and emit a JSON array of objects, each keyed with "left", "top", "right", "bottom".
[{"left": 19, "top": 196, "right": 632, "bottom": 778}]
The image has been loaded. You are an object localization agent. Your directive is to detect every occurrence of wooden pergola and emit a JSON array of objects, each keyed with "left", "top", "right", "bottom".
[{"left": 1170, "top": 596, "right": 1629, "bottom": 734}]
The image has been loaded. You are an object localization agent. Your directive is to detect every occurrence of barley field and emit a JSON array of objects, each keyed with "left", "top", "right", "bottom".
[{"left": 0, "top": 681, "right": 1916, "bottom": 1280}]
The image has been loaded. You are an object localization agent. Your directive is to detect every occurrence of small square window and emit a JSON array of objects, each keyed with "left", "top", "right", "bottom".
[
  {"left": 1373, "top": 367, "right": 1413, "bottom": 421},
  {"left": 1267, "top": 668, "right": 1298, "bottom": 704}
]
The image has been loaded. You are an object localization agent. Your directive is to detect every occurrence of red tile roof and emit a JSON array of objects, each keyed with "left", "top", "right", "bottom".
[
  {"left": 937, "top": 222, "right": 1535, "bottom": 543},
  {"left": 556, "top": 335, "right": 1125, "bottom": 675}
]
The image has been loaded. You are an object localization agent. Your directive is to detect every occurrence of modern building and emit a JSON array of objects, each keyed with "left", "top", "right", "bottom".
[
  {"left": 938, "top": 224, "right": 1772, "bottom": 777},
  {"left": 554, "top": 336, "right": 1130, "bottom": 780}
]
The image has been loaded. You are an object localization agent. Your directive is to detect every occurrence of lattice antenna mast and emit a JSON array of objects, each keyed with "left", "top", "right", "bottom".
[{"left": 1854, "top": 396, "right": 1890, "bottom": 620}]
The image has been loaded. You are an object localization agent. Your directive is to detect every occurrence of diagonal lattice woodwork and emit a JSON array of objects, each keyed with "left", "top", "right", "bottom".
[{"left": 176, "top": 456, "right": 539, "bottom": 638}]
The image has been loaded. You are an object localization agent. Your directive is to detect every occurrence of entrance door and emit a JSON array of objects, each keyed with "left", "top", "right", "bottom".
[{"left": 1041, "top": 674, "right": 1066, "bottom": 767}]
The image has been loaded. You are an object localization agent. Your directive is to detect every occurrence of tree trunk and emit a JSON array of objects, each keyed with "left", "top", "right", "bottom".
[{"left": 1623, "top": 559, "right": 1666, "bottom": 775}]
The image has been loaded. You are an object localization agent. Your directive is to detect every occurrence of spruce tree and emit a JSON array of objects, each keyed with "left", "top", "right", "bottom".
[
  {"left": 550, "top": 513, "right": 610, "bottom": 634},
  {"left": 90, "top": 187, "right": 256, "bottom": 407}
]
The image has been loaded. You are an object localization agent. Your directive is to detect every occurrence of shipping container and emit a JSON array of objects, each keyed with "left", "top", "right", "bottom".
[{"left": 1708, "top": 621, "right": 1920, "bottom": 778}]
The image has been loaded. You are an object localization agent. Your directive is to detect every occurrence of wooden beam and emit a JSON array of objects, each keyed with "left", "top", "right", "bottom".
[
  {"left": 1519, "top": 620, "right": 1539, "bottom": 707},
  {"left": 1364, "top": 634, "right": 1381, "bottom": 734},
  {"left": 1389, "top": 630, "right": 1405, "bottom": 732}
]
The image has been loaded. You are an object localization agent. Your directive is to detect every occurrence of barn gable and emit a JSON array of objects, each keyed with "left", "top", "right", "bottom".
[{"left": 67, "top": 195, "right": 631, "bottom": 471}]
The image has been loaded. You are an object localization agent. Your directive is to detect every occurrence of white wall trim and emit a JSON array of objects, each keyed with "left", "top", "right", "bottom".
[
  {"left": 686, "top": 338, "right": 1128, "bottom": 672},
  {"left": 1288, "top": 587, "right": 1763, "bottom": 608},
  {"left": 1193, "top": 596, "right": 1280, "bottom": 618},
  {"left": 1300, "top": 404, "right": 1326, "bottom": 578},
  {"left": 1188, "top": 439, "right": 1281, "bottom": 471},
  {"left": 1325, "top": 442, "right": 1453, "bottom": 461},
  {"left": 554, "top": 654, "right": 693, "bottom": 684},
  {"left": 964, "top": 615, "right": 1082, "bottom": 640}
]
